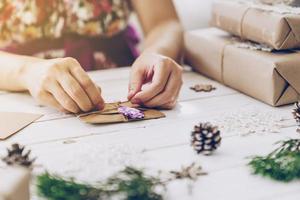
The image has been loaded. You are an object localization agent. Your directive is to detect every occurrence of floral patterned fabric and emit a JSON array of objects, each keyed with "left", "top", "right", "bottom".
[
  {"left": 0, "top": 0, "right": 137, "bottom": 70},
  {"left": 65, "top": 0, "right": 130, "bottom": 37},
  {"left": 0, "top": 0, "right": 65, "bottom": 45},
  {"left": 0, "top": 0, "right": 130, "bottom": 44}
]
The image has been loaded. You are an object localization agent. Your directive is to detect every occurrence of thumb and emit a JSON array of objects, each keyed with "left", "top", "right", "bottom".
[{"left": 128, "top": 69, "right": 144, "bottom": 100}]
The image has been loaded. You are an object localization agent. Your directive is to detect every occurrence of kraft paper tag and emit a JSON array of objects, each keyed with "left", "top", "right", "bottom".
[
  {"left": 78, "top": 101, "right": 166, "bottom": 124},
  {"left": 0, "top": 112, "right": 43, "bottom": 140}
]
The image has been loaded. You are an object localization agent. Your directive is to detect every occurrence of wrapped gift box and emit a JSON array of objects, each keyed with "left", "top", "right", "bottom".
[
  {"left": 0, "top": 167, "right": 30, "bottom": 200},
  {"left": 211, "top": 0, "right": 300, "bottom": 50},
  {"left": 184, "top": 28, "right": 300, "bottom": 106}
]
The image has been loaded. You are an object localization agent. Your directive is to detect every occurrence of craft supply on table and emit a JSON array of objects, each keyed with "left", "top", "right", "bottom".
[
  {"left": 211, "top": 0, "right": 300, "bottom": 50},
  {"left": 0, "top": 112, "right": 42, "bottom": 140},
  {"left": 191, "top": 122, "right": 222, "bottom": 155},
  {"left": 292, "top": 102, "right": 300, "bottom": 132},
  {"left": 168, "top": 162, "right": 207, "bottom": 181},
  {"left": 248, "top": 139, "right": 300, "bottom": 182},
  {"left": 184, "top": 28, "right": 300, "bottom": 106},
  {"left": 1, "top": 143, "right": 36, "bottom": 168},
  {"left": 36, "top": 163, "right": 207, "bottom": 200},
  {"left": 37, "top": 167, "right": 165, "bottom": 200},
  {"left": 78, "top": 101, "right": 165, "bottom": 124},
  {"left": 118, "top": 106, "right": 145, "bottom": 119},
  {"left": 190, "top": 84, "right": 216, "bottom": 92},
  {"left": 0, "top": 167, "right": 30, "bottom": 200},
  {"left": 212, "top": 106, "right": 293, "bottom": 136}
]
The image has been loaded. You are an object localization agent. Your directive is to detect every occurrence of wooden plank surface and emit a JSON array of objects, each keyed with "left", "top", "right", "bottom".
[{"left": 0, "top": 67, "right": 299, "bottom": 200}]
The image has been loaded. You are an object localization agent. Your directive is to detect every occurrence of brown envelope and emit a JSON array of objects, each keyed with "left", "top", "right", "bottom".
[
  {"left": 0, "top": 112, "right": 42, "bottom": 140},
  {"left": 211, "top": 0, "right": 300, "bottom": 50},
  {"left": 78, "top": 101, "right": 166, "bottom": 124},
  {"left": 184, "top": 28, "right": 300, "bottom": 106}
]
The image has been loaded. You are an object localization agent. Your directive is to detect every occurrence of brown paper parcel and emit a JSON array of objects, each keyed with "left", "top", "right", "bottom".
[
  {"left": 211, "top": 0, "right": 300, "bottom": 50},
  {"left": 78, "top": 101, "right": 166, "bottom": 124},
  {"left": 184, "top": 28, "right": 300, "bottom": 106}
]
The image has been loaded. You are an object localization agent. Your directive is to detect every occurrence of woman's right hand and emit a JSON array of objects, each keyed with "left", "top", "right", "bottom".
[{"left": 22, "top": 57, "right": 105, "bottom": 113}]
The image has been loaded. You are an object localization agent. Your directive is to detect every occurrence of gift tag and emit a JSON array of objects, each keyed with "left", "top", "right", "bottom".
[{"left": 78, "top": 101, "right": 165, "bottom": 124}]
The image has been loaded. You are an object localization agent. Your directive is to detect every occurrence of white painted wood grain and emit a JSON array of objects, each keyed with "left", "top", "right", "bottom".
[
  {"left": 0, "top": 93, "right": 264, "bottom": 147},
  {"left": 6, "top": 126, "right": 297, "bottom": 200}
]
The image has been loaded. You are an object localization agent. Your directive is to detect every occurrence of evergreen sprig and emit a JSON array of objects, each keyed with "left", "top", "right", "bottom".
[
  {"left": 103, "top": 167, "right": 163, "bottom": 200},
  {"left": 37, "top": 172, "right": 101, "bottom": 200},
  {"left": 37, "top": 167, "right": 164, "bottom": 200},
  {"left": 248, "top": 139, "right": 300, "bottom": 182}
]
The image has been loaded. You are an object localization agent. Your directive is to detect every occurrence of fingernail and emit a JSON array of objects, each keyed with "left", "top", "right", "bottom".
[
  {"left": 128, "top": 91, "right": 135, "bottom": 99},
  {"left": 96, "top": 103, "right": 105, "bottom": 110},
  {"left": 131, "top": 98, "right": 141, "bottom": 104}
]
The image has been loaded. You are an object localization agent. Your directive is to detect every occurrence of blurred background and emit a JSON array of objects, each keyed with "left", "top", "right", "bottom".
[
  {"left": 173, "top": 0, "right": 212, "bottom": 30},
  {"left": 131, "top": 0, "right": 213, "bottom": 46}
]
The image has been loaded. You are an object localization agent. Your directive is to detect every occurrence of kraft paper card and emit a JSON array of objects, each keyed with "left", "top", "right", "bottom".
[
  {"left": 78, "top": 101, "right": 166, "bottom": 124},
  {"left": 0, "top": 112, "right": 42, "bottom": 140},
  {"left": 211, "top": 0, "right": 300, "bottom": 50},
  {"left": 184, "top": 28, "right": 300, "bottom": 106}
]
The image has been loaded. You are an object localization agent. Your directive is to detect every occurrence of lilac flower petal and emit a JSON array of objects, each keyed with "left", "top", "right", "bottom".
[{"left": 118, "top": 106, "right": 145, "bottom": 120}]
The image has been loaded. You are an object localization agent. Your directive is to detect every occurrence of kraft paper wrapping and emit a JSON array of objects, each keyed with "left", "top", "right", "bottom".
[
  {"left": 211, "top": 0, "right": 300, "bottom": 50},
  {"left": 184, "top": 28, "right": 300, "bottom": 106},
  {"left": 0, "top": 112, "right": 43, "bottom": 140}
]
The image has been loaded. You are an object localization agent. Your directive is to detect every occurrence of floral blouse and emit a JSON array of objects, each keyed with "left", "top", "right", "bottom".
[{"left": 0, "top": 0, "right": 139, "bottom": 70}]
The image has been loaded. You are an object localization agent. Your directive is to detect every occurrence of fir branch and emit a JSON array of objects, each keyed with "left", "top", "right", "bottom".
[
  {"left": 37, "top": 167, "right": 164, "bottom": 200},
  {"left": 37, "top": 172, "right": 102, "bottom": 200},
  {"left": 103, "top": 167, "right": 163, "bottom": 200},
  {"left": 37, "top": 164, "right": 207, "bottom": 199},
  {"left": 248, "top": 139, "right": 300, "bottom": 182}
]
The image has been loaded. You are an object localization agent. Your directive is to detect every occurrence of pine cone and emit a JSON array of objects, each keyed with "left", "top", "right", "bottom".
[
  {"left": 293, "top": 102, "right": 300, "bottom": 132},
  {"left": 293, "top": 102, "right": 300, "bottom": 123},
  {"left": 191, "top": 123, "right": 222, "bottom": 155},
  {"left": 1, "top": 143, "right": 35, "bottom": 168}
]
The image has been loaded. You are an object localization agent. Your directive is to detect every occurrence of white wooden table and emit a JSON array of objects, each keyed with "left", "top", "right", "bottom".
[{"left": 0, "top": 67, "right": 299, "bottom": 200}]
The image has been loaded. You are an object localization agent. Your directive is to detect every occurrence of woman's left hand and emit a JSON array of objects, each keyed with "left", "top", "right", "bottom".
[{"left": 128, "top": 53, "right": 183, "bottom": 109}]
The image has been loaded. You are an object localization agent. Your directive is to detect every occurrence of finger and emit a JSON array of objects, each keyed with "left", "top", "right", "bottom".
[
  {"left": 160, "top": 100, "right": 177, "bottom": 110},
  {"left": 38, "top": 92, "right": 69, "bottom": 113},
  {"left": 143, "top": 71, "right": 182, "bottom": 108},
  {"left": 159, "top": 87, "right": 181, "bottom": 110},
  {"left": 70, "top": 66, "right": 105, "bottom": 110},
  {"left": 131, "top": 61, "right": 170, "bottom": 103},
  {"left": 46, "top": 82, "right": 80, "bottom": 113},
  {"left": 58, "top": 74, "right": 94, "bottom": 112},
  {"left": 127, "top": 67, "right": 145, "bottom": 100}
]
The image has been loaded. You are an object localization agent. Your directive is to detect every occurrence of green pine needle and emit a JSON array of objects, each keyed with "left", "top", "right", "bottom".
[
  {"left": 104, "top": 167, "right": 163, "bottom": 200},
  {"left": 248, "top": 139, "right": 300, "bottom": 182},
  {"left": 37, "top": 172, "right": 101, "bottom": 200},
  {"left": 36, "top": 167, "right": 164, "bottom": 200}
]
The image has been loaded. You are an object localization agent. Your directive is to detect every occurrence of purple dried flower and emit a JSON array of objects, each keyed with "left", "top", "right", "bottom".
[{"left": 118, "top": 106, "right": 145, "bottom": 120}]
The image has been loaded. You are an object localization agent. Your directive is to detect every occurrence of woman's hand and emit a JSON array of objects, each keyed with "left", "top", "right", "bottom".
[
  {"left": 22, "top": 57, "right": 105, "bottom": 113},
  {"left": 128, "top": 53, "right": 183, "bottom": 109}
]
